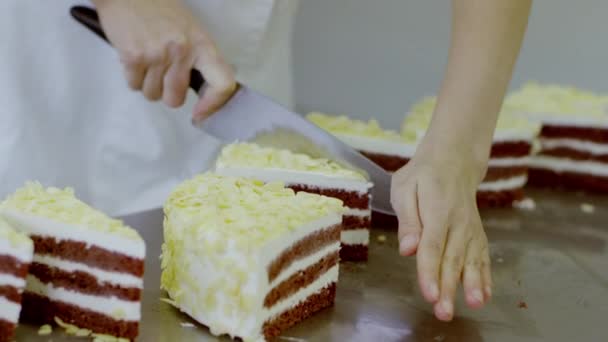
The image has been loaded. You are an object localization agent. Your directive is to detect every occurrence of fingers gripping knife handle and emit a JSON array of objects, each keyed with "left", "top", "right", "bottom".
[{"left": 69, "top": 6, "right": 205, "bottom": 93}]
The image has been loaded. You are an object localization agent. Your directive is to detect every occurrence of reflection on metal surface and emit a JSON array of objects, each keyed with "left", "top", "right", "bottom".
[{"left": 15, "top": 189, "right": 608, "bottom": 341}]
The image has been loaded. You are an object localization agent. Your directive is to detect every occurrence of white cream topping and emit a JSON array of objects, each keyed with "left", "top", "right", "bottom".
[
  {"left": 0, "top": 273, "right": 26, "bottom": 289},
  {"left": 263, "top": 265, "right": 339, "bottom": 322},
  {"left": 343, "top": 207, "right": 371, "bottom": 218},
  {"left": 520, "top": 113, "right": 608, "bottom": 128},
  {"left": 540, "top": 138, "right": 608, "bottom": 155},
  {"left": 270, "top": 242, "right": 340, "bottom": 289},
  {"left": 1, "top": 209, "right": 146, "bottom": 259},
  {"left": 492, "top": 130, "right": 538, "bottom": 143},
  {"left": 0, "top": 237, "right": 33, "bottom": 263},
  {"left": 529, "top": 156, "right": 608, "bottom": 177},
  {"left": 487, "top": 156, "right": 531, "bottom": 167},
  {"left": 477, "top": 175, "right": 528, "bottom": 192},
  {"left": 335, "top": 134, "right": 416, "bottom": 158},
  {"left": 26, "top": 275, "right": 141, "bottom": 321},
  {"left": 33, "top": 255, "right": 143, "bottom": 289},
  {"left": 0, "top": 296, "right": 21, "bottom": 323},
  {"left": 340, "top": 229, "right": 370, "bottom": 246},
  {"left": 215, "top": 166, "right": 372, "bottom": 194}
]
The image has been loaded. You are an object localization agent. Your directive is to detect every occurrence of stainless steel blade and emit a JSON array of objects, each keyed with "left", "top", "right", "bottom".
[{"left": 201, "top": 86, "right": 394, "bottom": 215}]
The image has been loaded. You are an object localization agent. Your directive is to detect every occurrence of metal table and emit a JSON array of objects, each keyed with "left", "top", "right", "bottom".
[{"left": 15, "top": 189, "right": 608, "bottom": 341}]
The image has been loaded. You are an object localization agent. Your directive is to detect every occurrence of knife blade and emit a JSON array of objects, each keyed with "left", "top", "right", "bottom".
[{"left": 70, "top": 6, "right": 395, "bottom": 215}]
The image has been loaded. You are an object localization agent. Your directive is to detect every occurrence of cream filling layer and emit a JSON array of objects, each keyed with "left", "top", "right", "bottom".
[
  {"left": 0, "top": 273, "right": 26, "bottom": 288},
  {"left": 336, "top": 134, "right": 416, "bottom": 158},
  {"left": 487, "top": 156, "right": 531, "bottom": 167},
  {"left": 529, "top": 156, "right": 608, "bottom": 177},
  {"left": 341, "top": 229, "right": 370, "bottom": 246},
  {"left": 1, "top": 209, "right": 146, "bottom": 259},
  {"left": 0, "top": 296, "right": 21, "bottom": 323},
  {"left": 26, "top": 275, "right": 141, "bottom": 321},
  {"left": 540, "top": 138, "right": 608, "bottom": 155},
  {"left": 264, "top": 264, "right": 339, "bottom": 322},
  {"left": 478, "top": 175, "right": 528, "bottom": 192},
  {"left": 33, "top": 255, "right": 143, "bottom": 289},
  {"left": 214, "top": 166, "right": 372, "bottom": 194},
  {"left": 0, "top": 238, "right": 33, "bottom": 263},
  {"left": 343, "top": 207, "right": 371, "bottom": 217},
  {"left": 270, "top": 242, "right": 340, "bottom": 289}
]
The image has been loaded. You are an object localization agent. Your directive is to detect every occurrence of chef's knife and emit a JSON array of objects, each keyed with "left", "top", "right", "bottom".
[{"left": 70, "top": 6, "right": 395, "bottom": 215}]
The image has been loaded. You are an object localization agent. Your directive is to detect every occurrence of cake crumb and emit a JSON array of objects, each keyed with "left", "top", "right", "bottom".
[
  {"left": 434, "top": 334, "right": 446, "bottom": 341},
  {"left": 580, "top": 203, "right": 595, "bottom": 214},
  {"left": 518, "top": 301, "right": 528, "bottom": 309},
  {"left": 513, "top": 198, "right": 536, "bottom": 211},
  {"left": 377, "top": 235, "right": 387, "bottom": 243},
  {"left": 180, "top": 322, "right": 196, "bottom": 328},
  {"left": 38, "top": 324, "right": 53, "bottom": 335},
  {"left": 160, "top": 297, "right": 177, "bottom": 306},
  {"left": 496, "top": 257, "right": 504, "bottom": 263}
]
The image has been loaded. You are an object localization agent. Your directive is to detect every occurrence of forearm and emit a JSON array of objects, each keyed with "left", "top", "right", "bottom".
[{"left": 420, "top": 0, "right": 531, "bottom": 177}]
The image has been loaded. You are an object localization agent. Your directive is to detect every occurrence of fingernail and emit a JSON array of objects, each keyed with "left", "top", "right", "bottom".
[
  {"left": 440, "top": 300, "right": 453, "bottom": 319},
  {"left": 472, "top": 289, "right": 484, "bottom": 304},
  {"left": 399, "top": 234, "right": 419, "bottom": 254},
  {"left": 428, "top": 283, "right": 439, "bottom": 301},
  {"left": 485, "top": 286, "right": 492, "bottom": 298}
]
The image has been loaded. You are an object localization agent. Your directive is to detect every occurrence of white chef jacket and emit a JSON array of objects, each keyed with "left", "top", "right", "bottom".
[{"left": 0, "top": 1, "right": 298, "bottom": 216}]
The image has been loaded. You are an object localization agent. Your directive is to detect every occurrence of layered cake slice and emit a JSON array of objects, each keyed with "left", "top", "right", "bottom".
[
  {"left": 506, "top": 82, "right": 608, "bottom": 192},
  {"left": 0, "top": 218, "right": 33, "bottom": 342},
  {"left": 0, "top": 183, "right": 145, "bottom": 340},
  {"left": 307, "top": 112, "right": 416, "bottom": 172},
  {"left": 162, "top": 173, "right": 344, "bottom": 341},
  {"left": 402, "top": 96, "right": 540, "bottom": 208},
  {"left": 214, "top": 142, "right": 373, "bottom": 261}
]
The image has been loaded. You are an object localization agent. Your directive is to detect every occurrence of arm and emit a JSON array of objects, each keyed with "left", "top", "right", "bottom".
[
  {"left": 91, "top": 0, "right": 236, "bottom": 123},
  {"left": 391, "top": 0, "right": 531, "bottom": 322}
]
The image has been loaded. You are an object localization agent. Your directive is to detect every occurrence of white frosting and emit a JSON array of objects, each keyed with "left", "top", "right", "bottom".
[
  {"left": 492, "top": 130, "right": 538, "bottom": 143},
  {"left": 335, "top": 134, "right": 416, "bottom": 158},
  {"left": 529, "top": 156, "right": 608, "bottom": 177},
  {"left": 163, "top": 213, "right": 342, "bottom": 342},
  {"left": 477, "top": 175, "right": 528, "bottom": 192},
  {"left": 340, "top": 229, "right": 370, "bottom": 246},
  {"left": 0, "top": 237, "right": 33, "bottom": 263},
  {"left": 519, "top": 113, "right": 608, "bottom": 128},
  {"left": 487, "top": 156, "right": 531, "bottom": 167},
  {"left": 270, "top": 242, "right": 340, "bottom": 289},
  {"left": 215, "top": 166, "right": 372, "bottom": 194},
  {"left": 33, "top": 255, "right": 143, "bottom": 289},
  {"left": 1, "top": 209, "right": 146, "bottom": 259},
  {"left": 26, "top": 275, "right": 141, "bottom": 321},
  {"left": 540, "top": 138, "right": 608, "bottom": 155},
  {"left": 0, "top": 273, "right": 26, "bottom": 289},
  {"left": 343, "top": 207, "right": 371, "bottom": 218},
  {"left": 0, "top": 296, "right": 21, "bottom": 323},
  {"left": 263, "top": 264, "right": 338, "bottom": 321}
]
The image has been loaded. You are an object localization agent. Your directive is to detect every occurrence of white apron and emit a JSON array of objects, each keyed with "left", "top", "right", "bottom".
[{"left": 0, "top": 1, "right": 298, "bottom": 216}]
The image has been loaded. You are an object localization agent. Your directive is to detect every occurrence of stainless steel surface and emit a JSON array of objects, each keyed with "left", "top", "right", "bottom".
[
  {"left": 201, "top": 86, "right": 394, "bottom": 215},
  {"left": 16, "top": 189, "right": 608, "bottom": 341}
]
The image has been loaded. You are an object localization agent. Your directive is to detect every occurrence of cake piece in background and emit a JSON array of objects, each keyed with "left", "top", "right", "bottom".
[
  {"left": 506, "top": 82, "right": 608, "bottom": 193},
  {"left": 0, "top": 182, "right": 145, "bottom": 340},
  {"left": 162, "top": 173, "right": 344, "bottom": 341},
  {"left": 402, "top": 96, "right": 540, "bottom": 208},
  {"left": 0, "top": 218, "right": 33, "bottom": 342},
  {"left": 214, "top": 142, "right": 373, "bottom": 261},
  {"left": 307, "top": 112, "right": 416, "bottom": 172}
]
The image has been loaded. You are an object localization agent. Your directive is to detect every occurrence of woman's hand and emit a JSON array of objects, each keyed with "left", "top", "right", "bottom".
[
  {"left": 92, "top": 0, "right": 236, "bottom": 123},
  {"left": 391, "top": 144, "right": 492, "bottom": 322}
]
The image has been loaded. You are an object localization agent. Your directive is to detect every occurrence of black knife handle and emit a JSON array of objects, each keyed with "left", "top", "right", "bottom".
[{"left": 69, "top": 6, "right": 205, "bottom": 93}]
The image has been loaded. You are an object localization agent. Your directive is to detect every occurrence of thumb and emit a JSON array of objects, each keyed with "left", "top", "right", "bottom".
[
  {"left": 191, "top": 45, "right": 237, "bottom": 124},
  {"left": 394, "top": 181, "right": 423, "bottom": 256}
]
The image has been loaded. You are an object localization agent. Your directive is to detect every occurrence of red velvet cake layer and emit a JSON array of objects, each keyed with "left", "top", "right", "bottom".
[{"left": 540, "top": 125, "right": 608, "bottom": 143}]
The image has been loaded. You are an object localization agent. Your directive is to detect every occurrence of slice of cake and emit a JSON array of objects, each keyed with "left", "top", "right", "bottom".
[
  {"left": 307, "top": 112, "right": 416, "bottom": 172},
  {"left": 506, "top": 82, "right": 608, "bottom": 193},
  {"left": 402, "top": 96, "right": 540, "bottom": 208},
  {"left": 0, "top": 182, "right": 145, "bottom": 340},
  {"left": 161, "top": 173, "right": 344, "bottom": 341},
  {"left": 0, "top": 218, "right": 33, "bottom": 342},
  {"left": 214, "top": 142, "right": 373, "bottom": 261}
]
